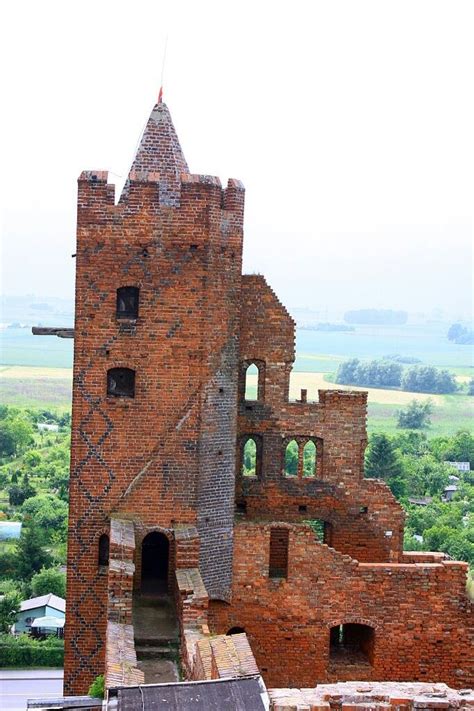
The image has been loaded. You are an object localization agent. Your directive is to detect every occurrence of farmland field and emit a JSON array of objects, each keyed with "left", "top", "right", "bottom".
[{"left": 0, "top": 320, "right": 472, "bottom": 434}]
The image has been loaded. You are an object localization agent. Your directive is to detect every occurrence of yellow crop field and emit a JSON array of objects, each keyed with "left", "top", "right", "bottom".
[{"left": 0, "top": 365, "right": 73, "bottom": 380}]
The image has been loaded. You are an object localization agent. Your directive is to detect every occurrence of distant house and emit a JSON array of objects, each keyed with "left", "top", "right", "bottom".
[
  {"left": 445, "top": 461, "right": 470, "bottom": 473},
  {"left": 37, "top": 423, "right": 59, "bottom": 432},
  {"left": 408, "top": 497, "right": 432, "bottom": 506},
  {"left": 443, "top": 484, "right": 458, "bottom": 502},
  {"left": 15, "top": 594, "right": 65, "bottom": 635},
  {"left": 448, "top": 474, "right": 461, "bottom": 483}
]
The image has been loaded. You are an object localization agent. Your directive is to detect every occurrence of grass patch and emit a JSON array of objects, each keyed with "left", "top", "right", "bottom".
[{"left": 368, "top": 399, "right": 473, "bottom": 436}]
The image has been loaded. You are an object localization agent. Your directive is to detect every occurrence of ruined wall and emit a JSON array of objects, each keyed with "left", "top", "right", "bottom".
[
  {"left": 65, "top": 166, "right": 244, "bottom": 694},
  {"left": 268, "top": 682, "right": 474, "bottom": 711},
  {"left": 208, "top": 521, "right": 474, "bottom": 689},
  {"left": 236, "top": 277, "right": 404, "bottom": 562}
]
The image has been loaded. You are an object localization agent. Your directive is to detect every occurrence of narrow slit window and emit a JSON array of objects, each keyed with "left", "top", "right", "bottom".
[
  {"left": 98, "top": 534, "right": 110, "bottom": 567},
  {"left": 107, "top": 368, "right": 135, "bottom": 398},
  {"left": 242, "top": 438, "right": 257, "bottom": 477},
  {"left": 303, "top": 440, "right": 316, "bottom": 477},
  {"left": 269, "top": 527, "right": 289, "bottom": 579},
  {"left": 244, "top": 363, "right": 259, "bottom": 400},
  {"left": 116, "top": 286, "right": 139, "bottom": 319},
  {"left": 284, "top": 440, "right": 298, "bottom": 477}
]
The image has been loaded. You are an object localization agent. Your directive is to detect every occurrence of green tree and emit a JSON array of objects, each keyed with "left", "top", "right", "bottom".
[
  {"left": 21, "top": 494, "right": 68, "bottom": 543},
  {"left": 0, "top": 418, "right": 34, "bottom": 457},
  {"left": 8, "top": 482, "right": 36, "bottom": 506},
  {"left": 23, "top": 451, "right": 42, "bottom": 468},
  {"left": 401, "top": 366, "right": 456, "bottom": 394},
  {"left": 397, "top": 400, "right": 433, "bottom": 429},
  {"left": 365, "top": 434, "right": 402, "bottom": 481},
  {"left": 15, "top": 522, "right": 53, "bottom": 580},
  {"left": 0, "top": 591, "right": 21, "bottom": 633},
  {"left": 31, "top": 567, "right": 66, "bottom": 598},
  {"left": 468, "top": 379, "right": 474, "bottom": 396}
]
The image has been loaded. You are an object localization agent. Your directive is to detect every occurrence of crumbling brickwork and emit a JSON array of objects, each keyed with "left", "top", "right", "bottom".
[
  {"left": 64, "top": 99, "right": 473, "bottom": 696},
  {"left": 208, "top": 523, "right": 473, "bottom": 687}
]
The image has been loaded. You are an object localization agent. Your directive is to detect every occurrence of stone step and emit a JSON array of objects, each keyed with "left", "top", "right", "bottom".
[
  {"left": 136, "top": 645, "right": 178, "bottom": 660},
  {"left": 135, "top": 636, "right": 179, "bottom": 647}
]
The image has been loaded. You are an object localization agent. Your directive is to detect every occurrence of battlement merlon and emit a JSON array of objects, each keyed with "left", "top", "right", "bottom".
[{"left": 77, "top": 171, "right": 245, "bottom": 225}]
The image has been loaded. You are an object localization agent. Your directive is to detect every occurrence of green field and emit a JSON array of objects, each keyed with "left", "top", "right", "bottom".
[
  {"left": 1, "top": 317, "right": 473, "bottom": 437},
  {"left": 0, "top": 366, "right": 72, "bottom": 410}
]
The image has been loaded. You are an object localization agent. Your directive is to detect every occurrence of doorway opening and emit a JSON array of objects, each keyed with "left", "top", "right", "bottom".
[{"left": 141, "top": 531, "right": 170, "bottom": 594}]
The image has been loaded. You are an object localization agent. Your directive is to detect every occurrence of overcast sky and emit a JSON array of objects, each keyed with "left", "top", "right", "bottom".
[{"left": 1, "top": 0, "right": 472, "bottom": 320}]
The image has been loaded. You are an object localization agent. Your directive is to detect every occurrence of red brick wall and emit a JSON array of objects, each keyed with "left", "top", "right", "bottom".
[
  {"left": 236, "top": 277, "right": 404, "bottom": 563},
  {"left": 208, "top": 522, "right": 474, "bottom": 689},
  {"left": 64, "top": 168, "right": 244, "bottom": 694}
]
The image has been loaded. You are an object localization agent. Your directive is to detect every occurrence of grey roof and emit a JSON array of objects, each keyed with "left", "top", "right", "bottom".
[
  {"left": 20, "top": 594, "right": 65, "bottom": 613},
  {"left": 31, "top": 615, "right": 65, "bottom": 628},
  {"left": 27, "top": 697, "right": 101, "bottom": 710},
  {"left": 110, "top": 675, "right": 269, "bottom": 711}
]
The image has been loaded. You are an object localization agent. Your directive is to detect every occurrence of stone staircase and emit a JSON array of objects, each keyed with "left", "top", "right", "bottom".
[{"left": 133, "top": 594, "right": 180, "bottom": 684}]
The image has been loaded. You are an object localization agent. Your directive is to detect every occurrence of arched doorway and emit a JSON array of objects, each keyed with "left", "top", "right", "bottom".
[{"left": 141, "top": 531, "right": 169, "bottom": 594}]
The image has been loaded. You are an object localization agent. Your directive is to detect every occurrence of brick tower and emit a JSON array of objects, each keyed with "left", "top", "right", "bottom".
[
  {"left": 64, "top": 98, "right": 473, "bottom": 696},
  {"left": 64, "top": 101, "right": 244, "bottom": 693}
]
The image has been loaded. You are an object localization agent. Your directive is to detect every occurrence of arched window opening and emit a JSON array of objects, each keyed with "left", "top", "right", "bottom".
[
  {"left": 116, "top": 286, "right": 139, "bottom": 319},
  {"left": 141, "top": 531, "right": 170, "bottom": 594},
  {"left": 227, "top": 626, "right": 246, "bottom": 635},
  {"left": 329, "top": 623, "right": 374, "bottom": 667},
  {"left": 303, "top": 440, "right": 316, "bottom": 477},
  {"left": 269, "top": 527, "right": 289, "bottom": 579},
  {"left": 98, "top": 533, "right": 109, "bottom": 567},
  {"left": 107, "top": 368, "right": 135, "bottom": 398},
  {"left": 244, "top": 363, "right": 259, "bottom": 400},
  {"left": 242, "top": 438, "right": 257, "bottom": 477},
  {"left": 284, "top": 440, "right": 298, "bottom": 477}
]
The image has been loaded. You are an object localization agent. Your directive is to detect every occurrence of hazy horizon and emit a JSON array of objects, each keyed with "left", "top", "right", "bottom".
[{"left": 1, "top": 0, "right": 473, "bottom": 320}]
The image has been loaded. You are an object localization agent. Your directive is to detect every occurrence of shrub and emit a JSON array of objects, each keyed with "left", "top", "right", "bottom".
[
  {"left": 397, "top": 400, "right": 433, "bottom": 430},
  {"left": 0, "top": 634, "right": 64, "bottom": 667},
  {"left": 88, "top": 674, "right": 105, "bottom": 699},
  {"left": 31, "top": 567, "right": 66, "bottom": 599}
]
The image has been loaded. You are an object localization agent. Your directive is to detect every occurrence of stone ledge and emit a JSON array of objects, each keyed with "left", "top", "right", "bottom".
[
  {"left": 104, "top": 621, "right": 144, "bottom": 689},
  {"left": 268, "top": 682, "right": 474, "bottom": 711}
]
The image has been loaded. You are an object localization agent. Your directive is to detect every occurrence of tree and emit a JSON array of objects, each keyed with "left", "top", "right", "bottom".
[
  {"left": 0, "top": 591, "right": 21, "bottom": 633},
  {"left": 447, "top": 323, "right": 464, "bottom": 341},
  {"left": 31, "top": 567, "right": 66, "bottom": 598},
  {"left": 21, "top": 494, "right": 68, "bottom": 542},
  {"left": 8, "top": 482, "right": 36, "bottom": 506},
  {"left": 335, "top": 358, "right": 402, "bottom": 388},
  {"left": 430, "top": 430, "right": 474, "bottom": 468},
  {"left": 401, "top": 366, "right": 456, "bottom": 394},
  {"left": 15, "top": 522, "right": 53, "bottom": 580},
  {"left": 365, "top": 434, "right": 402, "bottom": 481},
  {"left": 335, "top": 358, "right": 360, "bottom": 385},
  {"left": 397, "top": 400, "right": 433, "bottom": 429},
  {"left": 0, "top": 418, "right": 34, "bottom": 456},
  {"left": 468, "top": 379, "right": 474, "bottom": 396}
]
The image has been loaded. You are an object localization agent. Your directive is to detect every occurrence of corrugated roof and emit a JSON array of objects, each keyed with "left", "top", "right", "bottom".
[
  {"left": 111, "top": 675, "right": 269, "bottom": 711},
  {"left": 20, "top": 593, "right": 66, "bottom": 613}
]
